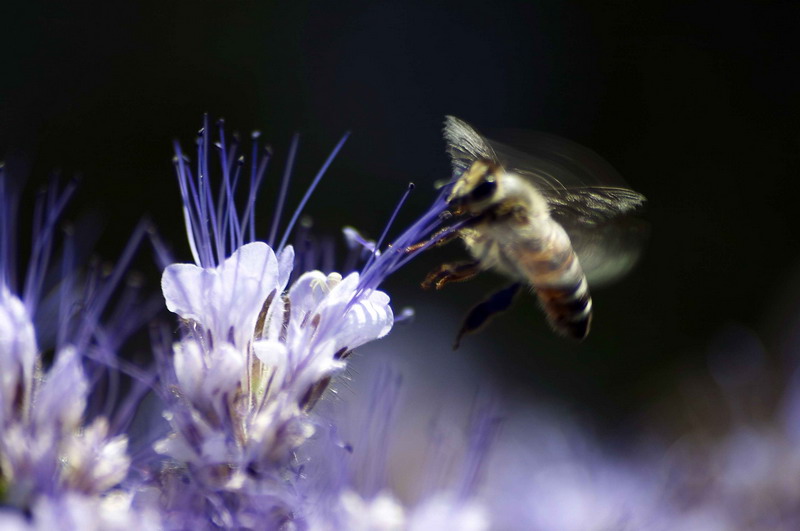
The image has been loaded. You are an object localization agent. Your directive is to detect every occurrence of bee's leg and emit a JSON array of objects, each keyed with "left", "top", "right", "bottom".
[
  {"left": 406, "top": 210, "right": 493, "bottom": 253},
  {"left": 454, "top": 282, "right": 522, "bottom": 349},
  {"left": 405, "top": 227, "right": 459, "bottom": 253},
  {"left": 421, "top": 260, "right": 482, "bottom": 290}
]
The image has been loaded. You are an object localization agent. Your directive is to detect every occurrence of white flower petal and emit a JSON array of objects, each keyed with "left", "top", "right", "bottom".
[
  {"left": 162, "top": 242, "right": 279, "bottom": 349},
  {"left": 342, "top": 293, "right": 394, "bottom": 348},
  {"left": 287, "top": 271, "right": 330, "bottom": 316},
  {"left": 34, "top": 347, "right": 88, "bottom": 431},
  {"left": 206, "top": 343, "right": 246, "bottom": 396},
  {"left": 322, "top": 271, "right": 361, "bottom": 305},
  {"left": 27, "top": 491, "right": 162, "bottom": 530},
  {"left": 154, "top": 434, "right": 196, "bottom": 462},
  {"left": 61, "top": 417, "right": 130, "bottom": 494},
  {"left": 216, "top": 243, "right": 279, "bottom": 344},
  {"left": 312, "top": 273, "right": 394, "bottom": 352},
  {"left": 276, "top": 245, "right": 295, "bottom": 292},
  {"left": 409, "top": 495, "right": 489, "bottom": 531},
  {"left": 160, "top": 262, "right": 211, "bottom": 323},
  {"left": 253, "top": 340, "right": 289, "bottom": 389},
  {"left": 0, "top": 288, "right": 36, "bottom": 419},
  {"left": 201, "top": 432, "right": 234, "bottom": 464},
  {"left": 290, "top": 342, "right": 346, "bottom": 392},
  {"left": 339, "top": 491, "right": 406, "bottom": 531},
  {"left": 253, "top": 339, "right": 288, "bottom": 366},
  {"left": 173, "top": 340, "right": 205, "bottom": 401}
]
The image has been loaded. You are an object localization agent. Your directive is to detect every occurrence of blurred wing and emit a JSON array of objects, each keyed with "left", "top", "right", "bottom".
[
  {"left": 545, "top": 187, "right": 648, "bottom": 287},
  {"left": 561, "top": 213, "right": 649, "bottom": 287},
  {"left": 543, "top": 186, "right": 646, "bottom": 225},
  {"left": 443, "top": 115, "right": 500, "bottom": 177},
  {"left": 442, "top": 115, "right": 648, "bottom": 286}
]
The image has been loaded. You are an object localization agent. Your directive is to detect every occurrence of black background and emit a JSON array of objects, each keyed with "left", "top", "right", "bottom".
[{"left": 2, "top": 1, "right": 799, "bottom": 435}]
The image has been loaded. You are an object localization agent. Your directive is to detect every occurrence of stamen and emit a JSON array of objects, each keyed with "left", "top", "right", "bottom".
[
  {"left": 277, "top": 132, "right": 350, "bottom": 252},
  {"left": 243, "top": 132, "right": 268, "bottom": 244},
  {"left": 356, "top": 189, "right": 450, "bottom": 295},
  {"left": 213, "top": 121, "right": 244, "bottom": 254},
  {"left": 174, "top": 145, "right": 205, "bottom": 266},
  {"left": 176, "top": 118, "right": 282, "bottom": 268},
  {"left": 109, "top": 371, "right": 157, "bottom": 435},
  {"left": 0, "top": 162, "right": 18, "bottom": 290},
  {"left": 71, "top": 221, "right": 151, "bottom": 365},
  {"left": 23, "top": 176, "right": 78, "bottom": 314},
  {"left": 197, "top": 117, "right": 218, "bottom": 265},
  {"left": 395, "top": 307, "right": 415, "bottom": 324},
  {"left": 362, "top": 182, "right": 415, "bottom": 274},
  {"left": 268, "top": 133, "right": 299, "bottom": 248},
  {"left": 456, "top": 396, "right": 502, "bottom": 500},
  {"left": 147, "top": 224, "right": 174, "bottom": 271},
  {"left": 342, "top": 227, "right": 376, "bottom": 273},
  {"left": 199, "top": 121, "right": 224, "bottom": 266},
  {"left": 56, "top": 224, "right": 76, "bottom": 349}
]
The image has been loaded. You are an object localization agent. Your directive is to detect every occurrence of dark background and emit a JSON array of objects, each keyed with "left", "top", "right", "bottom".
[{"left": 2, "top": 1, "right": 799, "bottom": 435}]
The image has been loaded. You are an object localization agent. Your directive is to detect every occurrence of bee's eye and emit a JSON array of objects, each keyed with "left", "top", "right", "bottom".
[{"left": 470, "top": 178, "right": 496, "bottom": 201}]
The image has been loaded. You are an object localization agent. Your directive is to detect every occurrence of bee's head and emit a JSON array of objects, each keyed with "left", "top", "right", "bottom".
[{"left": 446, "top": 159, "right": 502, "bottom": 216}]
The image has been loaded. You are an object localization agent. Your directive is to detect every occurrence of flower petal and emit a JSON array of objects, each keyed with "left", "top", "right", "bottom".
[
  {"left": 162, "top": 242, "right": 279, "bottom": 349},
  {"left": 33, "top": 347, "right": 88, "bottom": 431},
  {"left": 276, "top": 245, "right": 295, "bottom": 292},
  {"left": 0, "top": 288, "right": 37, "bottom": 420}
]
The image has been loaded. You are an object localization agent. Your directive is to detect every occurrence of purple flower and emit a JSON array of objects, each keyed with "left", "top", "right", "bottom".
[
  {"left": 483, "top": 408, "right": 665, "bottom": 530},
  {"left": 0, "top": 491, "right": 162, "bottom": 530},
  {"left": 653, "top": 325, "right": 800, "bottom": 529},
  {"left": 158, "top": 240, "right": 394, "bottom": 468},
  {"left": 295, "top": 344, "right": 500, "bottom": 530},
  {"left": 0, "top": 167, "right": 159, "bottom": 527},
  {"left": 154, "top": 118, "right": 441, "bottom": 527}
]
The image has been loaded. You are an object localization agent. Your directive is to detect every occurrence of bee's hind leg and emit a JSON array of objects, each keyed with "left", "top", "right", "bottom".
[
  {"left": 454, "top": 282, "right": 522, "bottom": 349},
  {"left": 421, "top": 260, "right": 482, "bottom": 290}
]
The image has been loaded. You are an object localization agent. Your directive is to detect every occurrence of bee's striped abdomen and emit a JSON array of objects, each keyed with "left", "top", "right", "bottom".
[
  {"left": 515, "top": 224, "right": 593, "bottom": 339},
  {"left": 535, "top": 277, "right": 593, "bottom": 339}
]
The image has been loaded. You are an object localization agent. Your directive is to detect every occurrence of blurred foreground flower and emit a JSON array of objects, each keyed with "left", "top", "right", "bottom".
[
  {"left": 0, "top": 168, "right": 160, "bottom": 528},
  {"left": 655, "top": 325, "right": 800, "bottom": 530}
]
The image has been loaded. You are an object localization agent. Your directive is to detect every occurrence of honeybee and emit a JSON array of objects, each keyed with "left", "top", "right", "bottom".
[{"left": 419, "top": 116, "right": 646, "bottom": 344}]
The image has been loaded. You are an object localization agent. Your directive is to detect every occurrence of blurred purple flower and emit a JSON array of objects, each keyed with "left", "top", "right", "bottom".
[
  {"left": 0, "top": 168, "right": 160, "bottom": 527},
  {"left": 299, "top": 361, "right": 497, "bottom": 531},
  {"left": 654, "top": 325, "right": 800, "bottom": 530}
]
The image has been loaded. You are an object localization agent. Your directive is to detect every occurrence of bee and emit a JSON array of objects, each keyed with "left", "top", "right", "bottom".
[{"left": 418, "top": 116, "right": 646, "bottom": 344}]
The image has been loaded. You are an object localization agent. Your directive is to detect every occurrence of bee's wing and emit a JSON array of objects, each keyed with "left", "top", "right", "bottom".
[
  {"left": 537, "top": 185, "right": 647, "bottom": 286},
  {"left": 443, "top": 115, "right": 500, "bottom": 178},
  {"left": 495, "top": 136, "right": 648, "bottom": 288},
  {"left": 445, "top": 115, "right": 633, "bottom": 189},
  {"left": 554, "top": 206, "right": 648, "bottom": 287},
  {"left": 443, "top": 115, "right": 648, "bottom": 287},
  {"left": 504, "top": 139, "right": 648, "bottom": 287}
]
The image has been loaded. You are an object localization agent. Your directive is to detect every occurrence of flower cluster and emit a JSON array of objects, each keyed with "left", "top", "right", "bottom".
[
  {"left": 0, "top": 171, "right": 159, "bottom": 528},
  {"left": 149, "top": 118, "right": 450, "bottom": 528},
  {"left": 4, "top": 118, "right": 800, "bottom": 530}
]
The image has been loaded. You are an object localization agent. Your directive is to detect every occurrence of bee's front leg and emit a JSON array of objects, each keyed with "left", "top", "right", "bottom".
[
  {"left": 421, "top": 260, "right": 481, "bottom": 290},
  {"left": 404, "top": 226, "right": 460, "bottom": 254},
  {"left": 406, "top": 210, "right": 491, "bottom": 253}
]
